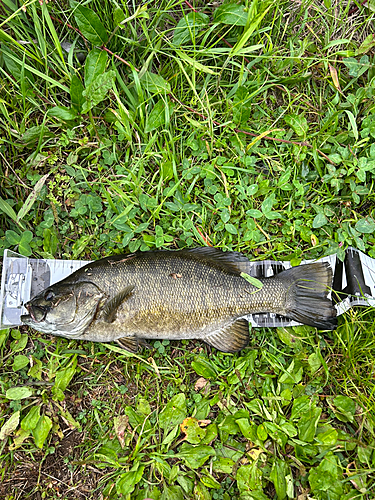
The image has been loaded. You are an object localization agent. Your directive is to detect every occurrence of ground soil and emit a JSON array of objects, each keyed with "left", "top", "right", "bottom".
[{"left": 0, "top": 430, "right": 102, "bottom": 500}]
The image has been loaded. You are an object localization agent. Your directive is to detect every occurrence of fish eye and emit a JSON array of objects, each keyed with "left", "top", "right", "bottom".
[{"left": 44, "top": 290, "right": 55, "bottom": 301}]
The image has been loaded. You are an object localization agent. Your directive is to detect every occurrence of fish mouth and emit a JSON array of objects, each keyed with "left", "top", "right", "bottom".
[
  {"left": 20, "top": 313, "right": 31, "bottom": 324},
  {"left": 22, "top": 303, "right": 49, "bottom": 323}
]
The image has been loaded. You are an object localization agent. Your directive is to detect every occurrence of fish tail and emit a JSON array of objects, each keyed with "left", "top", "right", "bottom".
[{"left": 280, "top": 262, "right": 337, "bottom": 330}]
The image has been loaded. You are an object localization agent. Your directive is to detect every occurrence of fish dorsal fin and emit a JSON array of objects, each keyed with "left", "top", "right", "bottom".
[
  {"left": 116, "top": 336, "right": 139, "bottom": 353},
  {"left": 205, "top": 319, "right": 250, "bottom": 353},
  {"left": 103, "top": 285, "right": 135, "bottom": 323},
  {"left": 182, "top": 248, "right": 251, "bottom": 275}
]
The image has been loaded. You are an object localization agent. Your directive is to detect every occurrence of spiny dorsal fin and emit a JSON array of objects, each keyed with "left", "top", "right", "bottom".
[
  {"left": 181, "top": 248, "right": 251, "bottom": 275},
  {"left": 103, "top": 285, "right": 135, "bottom": 323},
  {"left": 116, "top": 336, "right": 139, "bottom": 353},
  {"left": 87, "top": 248, "right": 251, "bottom": 276},
  {"left": 205, "top": 318, "right": 250, "bottom": 353}
]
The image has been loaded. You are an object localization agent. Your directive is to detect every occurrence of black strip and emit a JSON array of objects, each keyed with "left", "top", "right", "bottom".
[{"left": 332, "top": 249, "right": 371, "bottom": 302}]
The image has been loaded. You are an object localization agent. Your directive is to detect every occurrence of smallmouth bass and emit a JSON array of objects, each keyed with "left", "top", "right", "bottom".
[{"left": 21, "top": 248, "right": 337, "bottom": 353}]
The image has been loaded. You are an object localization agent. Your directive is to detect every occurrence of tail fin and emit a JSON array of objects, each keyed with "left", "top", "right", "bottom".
[{"left": 280, "top": 262, "right": 337, "bottom": 330}]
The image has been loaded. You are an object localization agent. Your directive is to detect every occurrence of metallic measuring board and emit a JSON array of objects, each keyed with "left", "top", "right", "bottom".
[
  {"left": 0, "top": 247, "right": 374, "bottom": 330},
  {"left": 245, "top": 247, "right": 375, "bottom": 328},
  {"left": 0, "top": 250, "right": 90, "bottom": 329}
]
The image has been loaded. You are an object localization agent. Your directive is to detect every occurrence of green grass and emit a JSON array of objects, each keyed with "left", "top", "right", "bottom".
[{"left": 1, "top": 0, "right": 375, "bottom": 498}]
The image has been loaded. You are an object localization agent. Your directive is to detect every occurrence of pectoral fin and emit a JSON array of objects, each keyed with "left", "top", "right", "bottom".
[
  {"left": 103, "top": 285, "right": 135, "bottom": 323},
  {"left": 205, "top": 319, "right": 250, "bottom": 353},
  {"left": 116, "top": 336, "right": 139, "bottom": 353}
]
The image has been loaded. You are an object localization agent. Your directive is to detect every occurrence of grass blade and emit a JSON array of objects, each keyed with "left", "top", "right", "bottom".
[
  {"left": 0, "top": 197, "right": 17, "bottom": 223},
  {"left": 16, "top": 174, "right": 50, "bottom": 223}
]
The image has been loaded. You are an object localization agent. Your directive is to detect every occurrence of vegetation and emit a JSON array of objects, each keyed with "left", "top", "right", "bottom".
[{"left": 1, "top": 0, "right": 375, "bottom": 498}]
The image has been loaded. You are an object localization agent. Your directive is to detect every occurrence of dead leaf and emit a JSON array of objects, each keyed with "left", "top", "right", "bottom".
[
  {"left": 180, "top": 417, "right": 207, "bottom": 444},
  {"left": 169, "top": 273, "right": 182, "bottom": 279},
  {"left": 197, "top": 419, "right": 211, "bottom": 427},
  {"left": 297, "top": 489, "right": 309, "bottom": 500},
  {"left": 247, "top": 448, "right": 263, "bottom": 461},
  {"left": 194, "top": 377, "right": 208, "bottom": 391},
  {"left": 329, "top": 65, "right": 341, "bottom": 92},
  {"left": 0, "top": 411, "right": 20, "bottom": 440},
  {"left": 113, "top": 415, "right": 129, "bottom": 448},
  {"left": 297, "top": 494, "right": 308, "bottom": 500},
  {"left": 311, "top": 234, "right": 318, "bottom": 246}
]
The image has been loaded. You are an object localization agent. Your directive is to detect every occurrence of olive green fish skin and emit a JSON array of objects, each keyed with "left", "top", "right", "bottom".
[
  {"left": 21, "top": 248, "right": 337, "bottom": 352},
  {"left": 80, "top": 252, "right": 285, "bottom": 342}
]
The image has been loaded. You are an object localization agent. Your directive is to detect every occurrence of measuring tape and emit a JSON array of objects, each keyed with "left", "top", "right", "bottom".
[{"left": 0, "top": 247, "right": 374, "bottom": 329}]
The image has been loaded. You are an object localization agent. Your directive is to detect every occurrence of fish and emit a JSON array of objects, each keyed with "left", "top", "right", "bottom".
[{"left": 20, "top": 248, "right": 337, "bottom": 353}]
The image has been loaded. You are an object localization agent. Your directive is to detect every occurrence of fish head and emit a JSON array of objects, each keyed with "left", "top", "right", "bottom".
[{"left": 21, "top": 281, "right": 104, "bottom": 337}]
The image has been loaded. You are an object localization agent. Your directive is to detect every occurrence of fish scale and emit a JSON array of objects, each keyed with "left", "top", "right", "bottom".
[
  {"left": 86, "top": 255, "right": 258, "bottom": 339},
  {"left": 84, "top": 254, "right": 268, "bottom": 335},
  {"left": 21, "top": 248, "right": 337, "bottom": 353}
]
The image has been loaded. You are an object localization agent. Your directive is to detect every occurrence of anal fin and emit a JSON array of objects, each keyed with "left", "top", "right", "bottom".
[
  {"left": 205, "top": 318, "right": 250, "bottom": 353},
  {"left": 103, "top": 285, "right": 135, "bottom": 323},
  {"left": 116, "top": 336, "right": 139, "bottom": 353}
]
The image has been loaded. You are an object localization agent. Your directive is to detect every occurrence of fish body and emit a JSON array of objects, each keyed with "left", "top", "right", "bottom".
[{"left": 21, "top": 248, "right": 337, "bottom": 352}]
